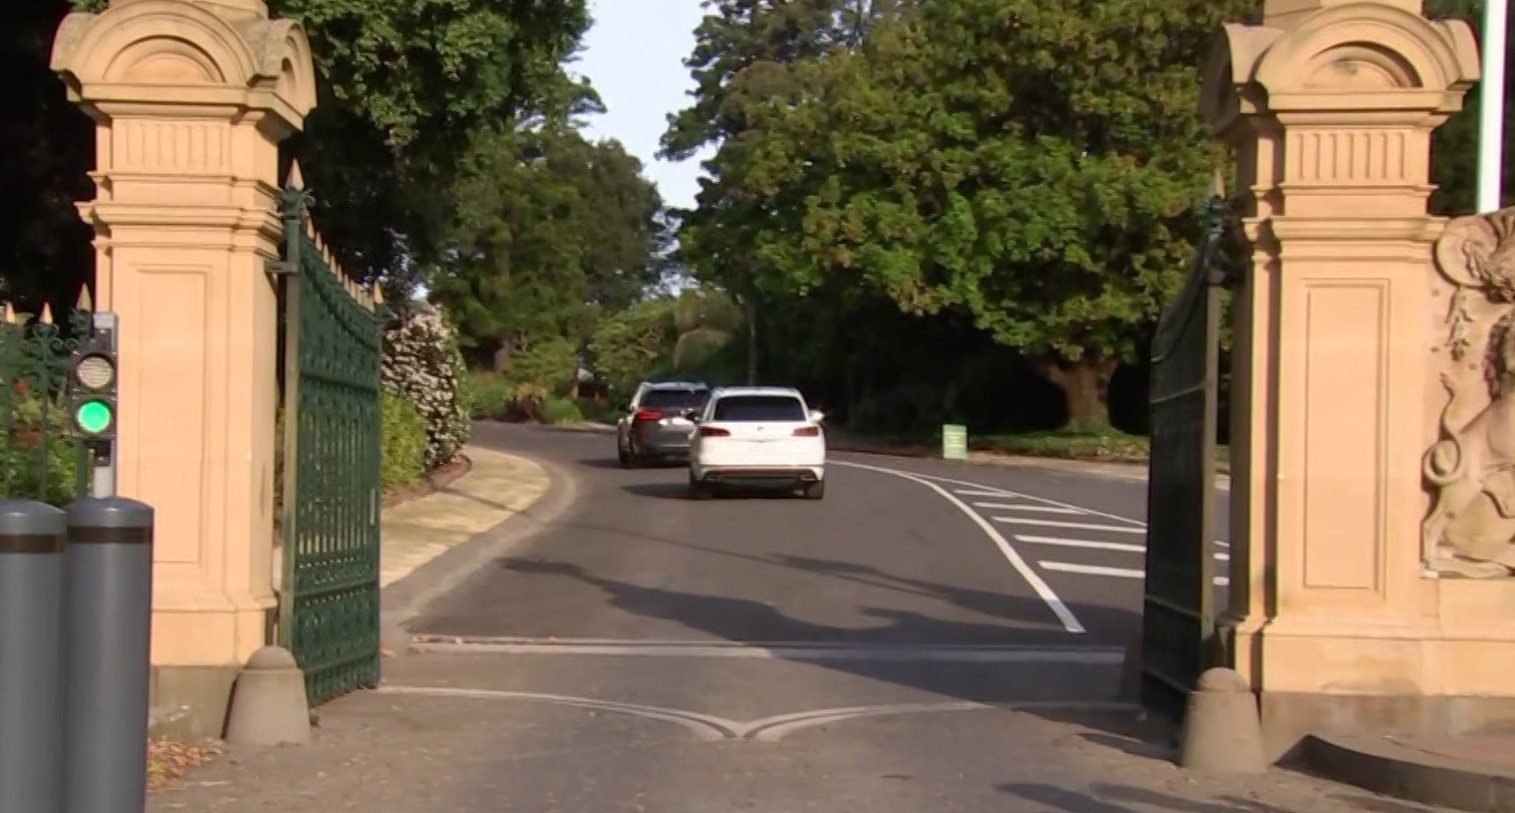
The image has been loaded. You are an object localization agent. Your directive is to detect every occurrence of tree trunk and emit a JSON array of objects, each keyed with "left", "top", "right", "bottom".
[
  {"left": 745, "top": 297, "right": 758, "bottom": 386},
  {"left": 1045, "top": 356, "right": 1118, "bottom": 433}
]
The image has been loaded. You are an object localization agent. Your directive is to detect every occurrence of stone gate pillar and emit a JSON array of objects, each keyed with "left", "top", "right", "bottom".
[
  {"left": 50, "top": 0, "right": 316, "bottom": 737},
  {"left": 1204, "top": 0, "right": 1485, "bottom": 757}
]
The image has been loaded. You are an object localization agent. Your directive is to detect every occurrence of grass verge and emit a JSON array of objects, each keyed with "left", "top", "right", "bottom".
[{"left": 835, "top": 426, "right": 1230, "bottom": 469}]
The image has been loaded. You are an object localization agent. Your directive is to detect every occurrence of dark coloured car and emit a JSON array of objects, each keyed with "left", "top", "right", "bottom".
[{"left": 615, "top": 381, "right": 711, "bottom": 466}]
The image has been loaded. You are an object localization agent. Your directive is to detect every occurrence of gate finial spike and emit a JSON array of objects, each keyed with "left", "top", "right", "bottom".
[
  {"left": 372, "top": 281, "right": 384, "bottom": 306},
  {"left": 1210, "top": 167, "right": 1226, "bottom": 199},
  {"left": 76, "top": 286, "right": 92, "bottom": 312},
  {"left": 40, "top": 303, "right": 53, "bottom": 325},
  {"left": 285, "top": 161, "right": 305, "bottom": 190},
  {"left": 3, "top": 303, "right": 14, "bottom": 325}
]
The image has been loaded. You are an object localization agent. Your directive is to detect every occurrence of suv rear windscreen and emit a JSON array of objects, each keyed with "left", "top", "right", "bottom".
[
  {"left": 640, "top": 389, "right": 708, "bottom": 410},
  {"left": 712, "top": 395, "right": 807, "bottom": 422}
]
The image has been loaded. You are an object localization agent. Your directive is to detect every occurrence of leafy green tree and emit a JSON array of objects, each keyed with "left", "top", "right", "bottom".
[
  {"left": 430, "top": 125, "right": 670, "bottom": 371},
  {"left": 673, "top": 0, "right": 1250, "bottom": 430}
]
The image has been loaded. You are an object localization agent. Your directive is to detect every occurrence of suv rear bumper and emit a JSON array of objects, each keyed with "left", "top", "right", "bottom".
[{"left": 692, "top": 465, "right": 824, "bottom": 485}]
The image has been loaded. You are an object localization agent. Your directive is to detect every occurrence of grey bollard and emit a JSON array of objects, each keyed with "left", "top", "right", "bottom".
[
  {"left": 223, "top": 646, "right": 312, "bottom": 747},
  {"left": 1179, "top": 667, "right": 1268, "bottom": 773},
  {"left": 63, "top": 497, "right": 154, "bottom": 813},
  {"left": 0, "top": 499, "right": 68, "bottom": 813}
]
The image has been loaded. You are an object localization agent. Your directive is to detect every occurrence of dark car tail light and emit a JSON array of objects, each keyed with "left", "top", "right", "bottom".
[
  {"left": 793, "top": 426, "right": 820, "bottom": 437},
  {"left": 699, "top": 426, "right": 731, "bottom": 437},
  {"left": 633, "top": 410, "right": 664, "bottom": 422}
]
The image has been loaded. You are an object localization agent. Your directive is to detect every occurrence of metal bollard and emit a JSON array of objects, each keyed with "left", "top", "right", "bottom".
[
  {"left": 0, "top": 499, "right": 69, "bottom": 813},
  {"left": 63, "top": 497, "right": 154, "bottom": 813}
]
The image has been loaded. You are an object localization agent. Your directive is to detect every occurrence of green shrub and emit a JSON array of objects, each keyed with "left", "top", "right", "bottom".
[
  {"left": 541, "top": 396, "right": 584, "bottom": 425},
  {"left": 381, "top": 391, "right": 428, "bottom": 490},
  {"left": 468, "top": 371, "right": 515, "bottom": 419},
  {"left": 508, "top": 335, "right": 579, "bottom": 394}
]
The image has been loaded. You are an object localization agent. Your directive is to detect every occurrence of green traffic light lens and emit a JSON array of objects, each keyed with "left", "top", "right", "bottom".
[{"left": 76, "top": 400, "right": 112, "bottom": 435}]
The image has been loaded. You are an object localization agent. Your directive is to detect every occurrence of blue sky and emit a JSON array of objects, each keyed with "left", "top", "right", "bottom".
[{"left": 572, "top": 0, "right": 714, "bottom": 210}]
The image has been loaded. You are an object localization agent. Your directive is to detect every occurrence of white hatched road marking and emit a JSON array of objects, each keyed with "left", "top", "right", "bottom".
[
  {"left": 973, "top": 503, "right": 1083, "bottom": 515},
  {"left": 834, "top": 462, "right": 1233, "bottom": 591},
  {"left": 991, "top": 517, "right": 1146, "bottom": 534},
  {"left": 831, "top": 460, "right": 1086, "bottom": 634},
  {"left": 1015, "top": 535, "right": 1144, "bottom": 554}
]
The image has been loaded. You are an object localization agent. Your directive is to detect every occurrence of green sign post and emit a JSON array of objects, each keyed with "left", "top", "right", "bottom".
[{"left": 942, "top": 424, "right": 968, "bottom": 461}]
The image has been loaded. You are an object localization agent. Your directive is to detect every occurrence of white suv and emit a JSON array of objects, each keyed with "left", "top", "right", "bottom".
[{"left": 687, "top": 386, "right": 826, "bottom": 500}]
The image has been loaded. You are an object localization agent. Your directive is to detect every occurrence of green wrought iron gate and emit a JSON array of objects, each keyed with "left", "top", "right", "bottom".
[
  {"left": 275, "top": 178, "right": 384, "bottom": 705},
  {"left": 1141, "top": 186, "right": 1231, "bottom": 723}
]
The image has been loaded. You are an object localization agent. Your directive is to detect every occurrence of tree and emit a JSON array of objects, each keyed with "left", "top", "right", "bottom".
[
  {"left": 429, "top": 125, "right": 670, "bottom": 372},
  {"left": 674, "top": 0, "right": 1250, "bottom": 430}
]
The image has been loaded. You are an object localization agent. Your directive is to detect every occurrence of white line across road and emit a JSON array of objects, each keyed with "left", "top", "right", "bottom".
[
  {"left": 991, "top": 517, "right": 1146, "bottom": 534},
  {"left": 1015, "top": 535, "right": 1144, "bottom": 554},
  {"left": 973, "top": 503, "right": 1084, "bottom": 515}
]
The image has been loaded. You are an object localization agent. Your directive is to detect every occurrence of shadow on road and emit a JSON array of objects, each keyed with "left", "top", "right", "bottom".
[
  {"left": 622, "top": 481, "right": 806, "bottom": 501},
  {"left": 1000, "top": 782, "right": 1287, "bottom": 812}
]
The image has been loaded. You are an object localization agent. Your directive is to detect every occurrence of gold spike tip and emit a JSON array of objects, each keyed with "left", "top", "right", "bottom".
[
  {"left": 285, "top": 161, "right": 305, "bottom": 190},
  {"left": 1210, "top": 167, "right": 1226, "bottom": 199},
  {"left": 3, "top": 303, "right": 14, "bottom": 325},
  {"left": 40, "top": 303, "right": 53, "bottom": 325},
  {"left": 76, "top": 286, "right": 92, "bottom": 311},
  {"left": 371, "top": 281, "right": 384, "bottom": 305}
]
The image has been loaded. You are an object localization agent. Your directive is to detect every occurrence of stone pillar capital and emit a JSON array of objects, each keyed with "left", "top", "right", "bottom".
[{"left": 51, "top": 0, "right": 316, "bottom": 133}]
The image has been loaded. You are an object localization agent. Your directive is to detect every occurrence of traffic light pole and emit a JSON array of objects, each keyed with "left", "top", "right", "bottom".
[{"left": 89, "top": 311, "right": 117, "bottom": 500}]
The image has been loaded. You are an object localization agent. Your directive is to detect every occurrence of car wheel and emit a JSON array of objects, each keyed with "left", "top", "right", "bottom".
[{"left": 803, "top": 480, "right": 825, "bottom": 500}]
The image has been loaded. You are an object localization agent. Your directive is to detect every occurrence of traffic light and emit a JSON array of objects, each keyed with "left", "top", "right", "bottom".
[{"left": 68, "top": 325, "right": 117, "bottom": 445}]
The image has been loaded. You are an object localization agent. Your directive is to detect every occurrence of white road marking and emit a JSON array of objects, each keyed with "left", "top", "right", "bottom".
[
  {"left": 883, "top": 469, "right": 1147, "bottom": 528},
  {"left": 831, "top": 460, "right": 1086, "bottom": 634},
  {"left": 1015, "top": 535, "right": 1144, "bottom": 553},
  {"left": 1039, "top": 561, "right": 1229, "bottom": 586},
  {"left": 954, "top": 489, "right": 1011, "bottom": 497},
  {"left": 1042, "top": 562, "right": 1145, "bottom": 579},
  {"left": 407, "top": 638, "right": 1123, "bottom": 663},
  {"left": 375, "top": 685, "right": 1137, "bottom": 742},
  {"left": 975, "top": 503, "right": 1084, "bottom": 515},
  {"left": 991, "top": 517, "right": 1145, "bottom": 534}
]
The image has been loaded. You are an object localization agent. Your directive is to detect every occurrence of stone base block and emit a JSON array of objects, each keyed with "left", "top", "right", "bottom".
[
  {"left": 148, "top": 664, "right": 240, "bottom": 741},
  {"left": 1261, "top": 691, "right": 1515, "bottom": 763}
]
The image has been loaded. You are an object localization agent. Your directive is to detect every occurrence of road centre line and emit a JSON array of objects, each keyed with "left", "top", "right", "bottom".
[
  {"left": 954, "top": 489, "right": 1011, "bottom": 497},
  {"left": 831, "top": 460, "right": 1085, "bottom": 634}
]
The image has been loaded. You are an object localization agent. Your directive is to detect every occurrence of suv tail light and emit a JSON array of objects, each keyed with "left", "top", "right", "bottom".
[
  {"left": 793, "top": 426, "right": 821, "bottom": 437},
  {"left": 699, "top": 426, "right": 731, "bottom": 437},
  {"left": 633, "top": 410, "right": 664, "bottom": 422}
]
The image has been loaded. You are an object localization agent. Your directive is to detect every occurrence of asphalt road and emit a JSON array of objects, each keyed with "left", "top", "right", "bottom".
[
  {"left": 150, "top": 423, "right": 1419, "bottom": 813},
  {"left": 419, "top": 422, "right": 1230, "bottom": 648}
]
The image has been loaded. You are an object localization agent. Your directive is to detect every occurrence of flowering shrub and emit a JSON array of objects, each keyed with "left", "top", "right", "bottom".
[{"left": 382, "top": 304, "right": 472, "bottom": 469}]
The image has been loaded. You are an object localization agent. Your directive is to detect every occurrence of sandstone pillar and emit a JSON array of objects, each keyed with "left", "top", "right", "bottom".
[
  {"left": 51, "top": 0, "right": 316, "bottom": 737},
  {"left": 1203, "top": 0, "right": 1485, "bottom": 757}
]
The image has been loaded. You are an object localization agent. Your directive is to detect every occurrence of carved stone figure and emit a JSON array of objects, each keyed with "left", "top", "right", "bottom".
[{"left": 1423, "top": 208, "right": 1515, "bottom": 577}]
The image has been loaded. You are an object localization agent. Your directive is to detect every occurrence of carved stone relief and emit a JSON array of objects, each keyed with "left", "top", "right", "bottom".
[{"left": 1424, "top": 207, "right": 1515, "bottom": 577}]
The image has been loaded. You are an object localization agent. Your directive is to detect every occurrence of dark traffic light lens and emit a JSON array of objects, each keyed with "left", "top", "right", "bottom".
[{"left": 74, "top": 354, "right": 115, "bottom": 390}]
